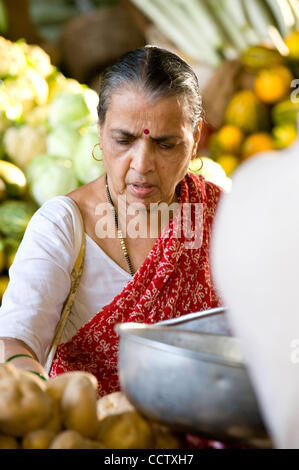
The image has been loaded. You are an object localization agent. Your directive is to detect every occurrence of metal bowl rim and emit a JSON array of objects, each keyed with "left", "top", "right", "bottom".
[
  {"left": 156, "top": 306, "right": 229, "bottom": 327},
  {"left": 115, "top": 323, "right": 245, "bottom": 369}
]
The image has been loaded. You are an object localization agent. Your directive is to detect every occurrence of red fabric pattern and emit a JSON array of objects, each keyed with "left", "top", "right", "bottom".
[{"left": 49, "top": 172, "right": 223, "bottom": 397}]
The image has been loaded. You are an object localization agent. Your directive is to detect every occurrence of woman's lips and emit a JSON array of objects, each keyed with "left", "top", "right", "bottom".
[{"left": 129, "top": 183, "right": 155, "bottom": 197}]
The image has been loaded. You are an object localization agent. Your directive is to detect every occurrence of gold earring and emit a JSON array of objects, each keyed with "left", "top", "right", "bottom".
[
  {"left": 92, "top": 143, "right": 103, "bottom": 162},
  {"left": 189, "top": 155, "right": 204, "bottom": 173}
]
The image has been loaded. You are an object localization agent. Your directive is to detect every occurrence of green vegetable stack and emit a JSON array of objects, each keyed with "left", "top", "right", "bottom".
[{"left": 0, "top": 35, "right": 106, "bottom": 303}]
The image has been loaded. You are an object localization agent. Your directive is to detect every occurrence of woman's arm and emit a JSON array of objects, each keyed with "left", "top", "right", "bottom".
[
  {"left": 0, "top": 197, "right": 79, "bottom": 369},
  {"left": 0, "top": 337, "right": 48, "bottom": 378}
]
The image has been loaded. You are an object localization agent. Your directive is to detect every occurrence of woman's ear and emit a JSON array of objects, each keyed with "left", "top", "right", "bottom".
[{"left": 192, "top": 119, "right": 203, "bottom": 158}]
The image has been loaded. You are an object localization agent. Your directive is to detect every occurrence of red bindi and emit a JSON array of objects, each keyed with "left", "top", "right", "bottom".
[{"left": 143, "top": 129, "right": 150, "bottom": 135}]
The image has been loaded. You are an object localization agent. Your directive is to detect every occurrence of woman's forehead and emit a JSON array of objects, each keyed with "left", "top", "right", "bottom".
[{"left": 105, "top": 87, "right": 190, "bottom": 132}]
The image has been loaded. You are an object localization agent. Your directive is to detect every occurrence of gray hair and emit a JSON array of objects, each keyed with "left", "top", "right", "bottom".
[{"left": 97, "top": 46, "right": 203, "bottom": 131}]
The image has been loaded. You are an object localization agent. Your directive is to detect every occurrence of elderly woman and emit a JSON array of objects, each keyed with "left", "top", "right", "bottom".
[{"left": 0, "top": 46, "right": 223, "bottom": 395}]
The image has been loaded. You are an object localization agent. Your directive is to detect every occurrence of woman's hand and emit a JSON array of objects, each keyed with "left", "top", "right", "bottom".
[{"left": 0, "top": 337, "right": 48, "bottom": 380}]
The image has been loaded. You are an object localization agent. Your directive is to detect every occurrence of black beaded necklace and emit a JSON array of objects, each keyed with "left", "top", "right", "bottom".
[
  {"left": 105, "top": 174, "right": 181, "bottom": 278},
  {"left": 105, "top": 174, "right": 135, "bottom": 277}
]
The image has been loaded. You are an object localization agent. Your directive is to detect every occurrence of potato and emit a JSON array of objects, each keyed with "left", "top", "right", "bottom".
[
  {"left": 49, "top": 430, "right": 104, "bottom": 450},
  {"left": 49, "top": 430, "right": 87, "bottom": 449},
  {"left": 0, "top": 434, "right": 19, "bottom": 449},
  {"left": 43, "top": 398, "right": 62, "bottom": 433},
  {"left": 151, "top": 424, "right": 182, "bottom": 449},
  {"left": 0, "top": 376, "right": 53, "bottom": 437},
  {"left": 61, "top": 375, "right": 99, "bottom": 439},
  {"left": 84, "top": 439, "right": 105, "bottom": 449},
  {"left": 97, "top": 411, "right": 154, "bottom": 449},
  {"left": 46, "top": 371, "right": 98, "bottom": 403},
  {"left": 97, "top": 392, "right": 135, "bottom": 421},
  {"left": 22, "top": 429, "right": 56, "bottom": 449}
]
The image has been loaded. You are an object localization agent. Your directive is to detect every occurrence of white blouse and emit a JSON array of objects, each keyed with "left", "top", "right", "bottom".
[{"left": 0, "top": 196, "right": 131, "bottom": 366}]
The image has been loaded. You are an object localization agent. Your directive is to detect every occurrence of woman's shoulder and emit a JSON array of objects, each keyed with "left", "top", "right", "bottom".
[
  {"left": 25, "top": 195, "right": 84, "bottom": 255},
  {"left": 35, "top": 195, "right": 81, "bottom": 227}
]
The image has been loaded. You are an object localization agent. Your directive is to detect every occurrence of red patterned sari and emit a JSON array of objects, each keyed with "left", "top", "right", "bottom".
[{"left": 49, "top": 172, "right": 223, "bottom": 397}]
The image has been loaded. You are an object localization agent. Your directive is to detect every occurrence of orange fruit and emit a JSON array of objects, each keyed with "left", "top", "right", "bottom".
[
  {"left": 254, "top": 66, "right": 293, "bottom": 104},
  {"left": 215, "top": 125, "right": 244, "bottom": 155},
  {"left": 242, "top": 133, "right": 276, "bottom": 160},
  {"left": 273, "top": 124, "right": 297, "bottom": 149},
  {"left": 225, "top": 90, "right": 269, "bottom": 134},
  {"left": 216, "top": 154, "right": 240, "bottom": 177}
]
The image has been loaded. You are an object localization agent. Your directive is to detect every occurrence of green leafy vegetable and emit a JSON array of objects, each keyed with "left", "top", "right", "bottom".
[
  {"left": 73, "top": 127, "right": 106, "bottom": 184},
  {"left": 26, "top": 154, "right": 79, "bottom": 206}
]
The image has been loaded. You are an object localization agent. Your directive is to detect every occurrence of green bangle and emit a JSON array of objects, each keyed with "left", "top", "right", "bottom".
[
  {"left": 28, "top": 370, "right": 47, "bottom": 382},
  {"left": 6, "top": 353, "right": 34, "bottom": 362}
]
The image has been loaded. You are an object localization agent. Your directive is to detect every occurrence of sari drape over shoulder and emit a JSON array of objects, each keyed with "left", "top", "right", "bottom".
[{"left": 49, "top": 172, "right": 223, "bottom": 396}]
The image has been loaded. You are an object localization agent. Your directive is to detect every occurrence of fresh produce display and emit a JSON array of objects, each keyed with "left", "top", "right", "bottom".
[
  {"left": 207, "top": 32, "right": 299, "bottom": 175},
  {"left": 0, "top": 35, "right": 106, "bottom": 303},
  {"left": 0, "top": 363, "right": 182, "bottom": 449}
]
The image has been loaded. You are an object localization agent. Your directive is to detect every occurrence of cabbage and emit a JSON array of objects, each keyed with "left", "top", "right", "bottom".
[
  {"left": 47, "top": 73, "right": 84, "bottom": 101},
  {"left": 19, "top": 43, "right": 54, "bottom": 78},
  {"left": 46, "top": 124, "right": 81, "bottom": 159},
  {"left": 26, "top": 154, "right": 79, "bottom": 206},
  {"left": 0, "top": 37, "right": 27, "bottom": 78},
  {"left": 73, "top": 127, "right": 106, "bottom": 184},
  {"left": 4, "top": 68, "right": 49, "bottom": 115},
  {"left": 24, "top": 104, "right": 49, "bottom": 127},
  {"left": 4, "top": 125, "right": 47, "bottom": 171},
  {"left": 48, "top": 93, "right": 91, "bottom": 129}
]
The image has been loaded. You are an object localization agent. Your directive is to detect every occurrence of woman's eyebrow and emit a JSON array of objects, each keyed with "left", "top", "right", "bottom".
[
  {"left": 111, "top": 129, "right": 135, "bottom": 138},
  {"left": 151, "top": 135, "right": 180, "bottom": 142}
]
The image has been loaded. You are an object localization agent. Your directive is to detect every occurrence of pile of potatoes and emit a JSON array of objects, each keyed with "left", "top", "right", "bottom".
[{"left": 0, "top": 363, "right": 182, "bottom": 449}]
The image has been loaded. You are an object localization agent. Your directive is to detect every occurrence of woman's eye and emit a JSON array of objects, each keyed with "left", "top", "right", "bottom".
[
  {"left": 116, "top": 139, "right": 130, "bottom": 145},
  {"left": 158, "top": 143, "right": 175, "bottom": 150}
]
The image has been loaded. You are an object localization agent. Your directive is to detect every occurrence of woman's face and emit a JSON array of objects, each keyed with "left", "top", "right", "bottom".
[{"left": 98, "top": 86, "right": 201, "bottom": 209}]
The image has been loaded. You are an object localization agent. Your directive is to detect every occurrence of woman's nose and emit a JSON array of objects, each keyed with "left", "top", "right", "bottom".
[{"left": 130, "top": 141, "right": 156, "bottom": 174}]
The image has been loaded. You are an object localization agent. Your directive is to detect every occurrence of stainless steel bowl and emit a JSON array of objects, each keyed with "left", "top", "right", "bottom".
[{"left": 115, "top": 308, "right": 272, "bottom": 448}]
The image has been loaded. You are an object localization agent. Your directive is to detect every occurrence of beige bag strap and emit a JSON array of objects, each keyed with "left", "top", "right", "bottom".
[{"left": 44, "top": 198, "right": 85, "bottom": 373}]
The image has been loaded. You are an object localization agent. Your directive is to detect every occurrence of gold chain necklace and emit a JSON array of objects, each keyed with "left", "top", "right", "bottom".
[{"left": 105, "top": 174, "right": 135, "bottom": 277}]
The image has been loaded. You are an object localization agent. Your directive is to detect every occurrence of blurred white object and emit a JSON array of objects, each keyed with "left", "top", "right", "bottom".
[{"left": 210, "top": 139, "right": 299, "bottom": 449}]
